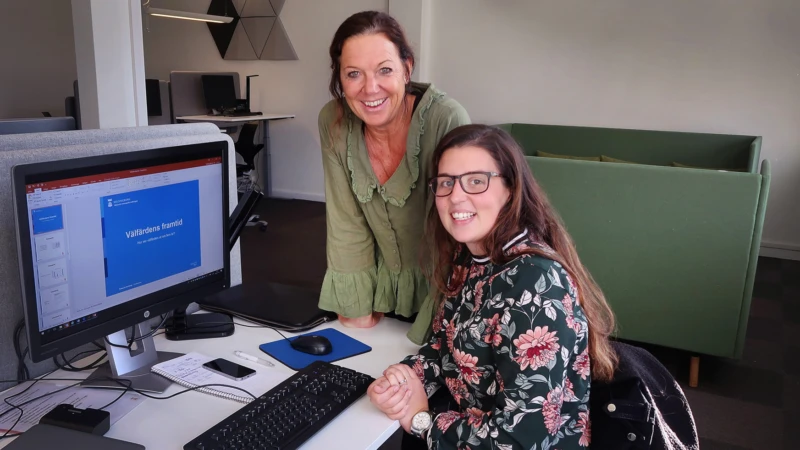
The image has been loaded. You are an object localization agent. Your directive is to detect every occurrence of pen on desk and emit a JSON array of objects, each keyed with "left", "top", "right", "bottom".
[{"left": 234, "top": 350, "right": 275, "bottom": 367}]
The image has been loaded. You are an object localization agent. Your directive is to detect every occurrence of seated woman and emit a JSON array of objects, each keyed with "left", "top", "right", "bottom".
[{"left": 367, "top": 124, "right": 617, "bottom": 449}]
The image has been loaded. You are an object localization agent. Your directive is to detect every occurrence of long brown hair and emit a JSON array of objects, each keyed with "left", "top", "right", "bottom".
[{"left": 425, "top": 124, "right": 617, "bottom": 382}]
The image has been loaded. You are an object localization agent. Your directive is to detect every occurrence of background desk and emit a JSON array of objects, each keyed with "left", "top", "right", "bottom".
[
  {"left": 0, "top": 315, "right": 419, "bottom": 450},
  {"left": 177, "top": 114, "right": 295, "bottom": 197}
]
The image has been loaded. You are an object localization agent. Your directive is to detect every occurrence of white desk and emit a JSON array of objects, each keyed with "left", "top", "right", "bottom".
[
  {"left": 176, "top": 114, "right": 295, "bottom": 197},
  {"left": 0, "top": 315, "right": 419, "bottom": 450}
]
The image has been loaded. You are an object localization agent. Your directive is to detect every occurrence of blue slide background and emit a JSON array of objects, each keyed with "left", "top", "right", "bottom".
[
  {"left": 31, "top": 205, "right": 64, "bottom": 235},
  {"left": 101, "top": 181, "right": 201, "bottom": 296}
]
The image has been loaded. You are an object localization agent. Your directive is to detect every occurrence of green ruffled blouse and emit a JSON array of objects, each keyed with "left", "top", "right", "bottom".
[{"left": 317, "top": 82, "right": 470, "bottom": 344}]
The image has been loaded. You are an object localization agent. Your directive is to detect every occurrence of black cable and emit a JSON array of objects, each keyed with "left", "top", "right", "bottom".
[
  {"left": 57, "top": 342, "right": 107, "bottom": 372},
  {"left": 0, "top": 373, "right": 256, "bottom": 440},
  {"left": 2, "top": 318, "right": 263, "bottom": 438},
  {"left": 103, "top": 326, "right": 137, "bottom": 350},
  {"left": 0, "top": 347, "right": 99, "bottom": 439},
  {"left": 52, "top": 351, "right": 107, "bottom": 373},
  {"left": 13, "top": 320, "right": 29, "bottom": 382},
  {"left": 0, "top": 379, "right": 83, "bottom": 439},
  {"left": 103, "top": 314, "right": 170, "bottom": 350},
  {"left": 95, "top": 378, "right": 133, "bottom": 411}
]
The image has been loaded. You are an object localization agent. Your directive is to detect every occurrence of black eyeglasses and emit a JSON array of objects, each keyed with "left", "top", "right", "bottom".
[{"left": 428, "top": 171, "right": 502, "bottom": 197}]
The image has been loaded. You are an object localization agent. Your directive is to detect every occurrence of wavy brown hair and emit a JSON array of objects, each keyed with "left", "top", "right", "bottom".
[{"left": 425, "top": 124, "right": 617, "bottom": 382}]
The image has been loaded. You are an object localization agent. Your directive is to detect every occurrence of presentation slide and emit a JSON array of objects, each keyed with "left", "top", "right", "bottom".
[
  {"left": 31, "top": 205, "right": 64, "bottom": 235},
  {"left": 37, "top": 259, "right": 68, "bottom": 289},
  {"left": 101, "top": 181, "right": 201, "bottom": 296},
  {"left": 41, "top": 285, "right": 70, "bottom": 316},
  {"left": 34, "top": 232, "right": 66, "bottom": 262}
]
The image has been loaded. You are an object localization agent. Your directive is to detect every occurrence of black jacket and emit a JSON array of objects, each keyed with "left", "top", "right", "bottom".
[{"left": 589, "top": 341, "right": 700, "bottom": 449}]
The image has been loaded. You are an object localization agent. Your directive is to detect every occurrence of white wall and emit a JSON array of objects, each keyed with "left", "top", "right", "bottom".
[
  {"left": 0, "top": 0, "right": 78, "bottom": 119},
  {"left": 142, "top": 0, "right": 388, "bottom": 201},
  {"left": 426, "top": 0, "right": 800, "bottom": 251}
]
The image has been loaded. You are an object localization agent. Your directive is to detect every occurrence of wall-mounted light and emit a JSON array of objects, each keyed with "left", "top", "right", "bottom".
[{"left": 143, "top": 0, "right": 233, "bottom": 24}]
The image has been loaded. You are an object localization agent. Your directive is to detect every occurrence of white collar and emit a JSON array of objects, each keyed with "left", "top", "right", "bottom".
[{"left": 471, "top": 228, "right": 529, "bottom": 263}]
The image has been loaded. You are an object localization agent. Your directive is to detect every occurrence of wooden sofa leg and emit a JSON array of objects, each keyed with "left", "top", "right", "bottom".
[{"left": 689, "top": 356, "right": 700, "bottom": 388}]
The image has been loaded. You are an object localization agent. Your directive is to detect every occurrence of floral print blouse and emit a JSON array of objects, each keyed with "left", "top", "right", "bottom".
[{"left": 400, "top": 230, "right": 592, "bottom": 450}]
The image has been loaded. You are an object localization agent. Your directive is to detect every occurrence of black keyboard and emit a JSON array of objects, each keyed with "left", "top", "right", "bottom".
[
  {"left": 183, "top": 361, "right": 375, "bottom": 450},
  {"left": 221, "top": 111, "right": 261, "bottom": 117}
]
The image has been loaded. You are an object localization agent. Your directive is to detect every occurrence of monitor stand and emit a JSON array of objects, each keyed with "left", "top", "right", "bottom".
[{"left": 81, "top": 321, "right": 182, "bottom": 393}]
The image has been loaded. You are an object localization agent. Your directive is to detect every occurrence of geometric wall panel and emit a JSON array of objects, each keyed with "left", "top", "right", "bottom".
[
  {"left": 207, "top": 0, "right": 297, "bottom": 60},
  {"left": 227, "top": 22, "right": 258, "bottom": 60},
  {"left": 232, "top": 0, "right": 247, "bottom": 15},
  {"left": 270, "top": 0, "right": 286, "bottom": 15},
  {"left": 259, "top": 17, "right": 296, "bottom": 60},
  {"left": 242, "top": 17, "right": 276, "bottom": 57},
  {"left": 242, "top": 0, "right": 274, "bottom": 17}
]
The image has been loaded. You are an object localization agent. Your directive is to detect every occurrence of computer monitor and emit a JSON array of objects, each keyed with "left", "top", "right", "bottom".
[
  {"left": 201, "top": 74, "right": 238, "bottom": 113},
  {"left": 12, "top": 142, "right": 231, "bottom": 392}
]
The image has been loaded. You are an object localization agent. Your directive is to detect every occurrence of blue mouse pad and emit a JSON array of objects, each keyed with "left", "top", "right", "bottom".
[{"left": 258, "top": 328, "right": 372, "bottom": 371}]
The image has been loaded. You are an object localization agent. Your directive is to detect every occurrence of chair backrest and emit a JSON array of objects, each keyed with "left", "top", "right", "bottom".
[
  {"left": 235, "top": 122, "right": 262, "bottom": 166},
  {"left": 590, "top": 341, "right": 699, "bottom": 449}
]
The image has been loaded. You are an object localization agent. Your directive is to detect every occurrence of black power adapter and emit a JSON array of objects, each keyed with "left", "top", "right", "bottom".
[{"left": 40, "top": 403, "right": 111, "bottom": 435}]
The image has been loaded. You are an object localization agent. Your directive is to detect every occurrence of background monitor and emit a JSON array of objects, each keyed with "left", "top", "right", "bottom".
[
  {"left": 201, "top": 74, "right": 238, "bottom": 112},
  {"left": 12, "top": 142, "right": 230, "bottom": 392}
]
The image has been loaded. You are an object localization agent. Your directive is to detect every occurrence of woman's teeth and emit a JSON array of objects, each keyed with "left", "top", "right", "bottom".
[
  {"left": 451, "top": 212, "right": 475, "bottom": 220},
  {"left": 363, "top": 99, "right": 386, "bottom": 107}
]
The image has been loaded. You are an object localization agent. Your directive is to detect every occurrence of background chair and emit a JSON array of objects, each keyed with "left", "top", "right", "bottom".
[
  {"left": 590, "top": 341, "right": 699, "bottom": 449},
  {"left": 235, "top": 122, "right": 264, "bottom": 178}
]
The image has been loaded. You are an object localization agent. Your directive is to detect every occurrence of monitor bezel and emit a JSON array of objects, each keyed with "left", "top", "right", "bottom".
[{"left": 12, "top": 141, "right": 231, "bottom": 363}]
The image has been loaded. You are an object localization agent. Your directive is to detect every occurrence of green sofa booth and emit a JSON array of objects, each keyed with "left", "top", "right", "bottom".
[{"left": 497, "top": 123, "right": 770, "bottom": 381}]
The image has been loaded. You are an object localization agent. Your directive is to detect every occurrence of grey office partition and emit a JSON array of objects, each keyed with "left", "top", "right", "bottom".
[
  {"left": 169, "top": 71, "right": 241, "bottom": 122},
  {"left": 0, "top": 117, "right": 76, "bottom": 135},
  {"left": 0, "top": 123, "right": 242, "bottom": 387}
]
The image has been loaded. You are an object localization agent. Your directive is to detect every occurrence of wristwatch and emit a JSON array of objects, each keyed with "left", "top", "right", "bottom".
[{"left": 410, "top": 410, "right": 434, "bottom": 439}]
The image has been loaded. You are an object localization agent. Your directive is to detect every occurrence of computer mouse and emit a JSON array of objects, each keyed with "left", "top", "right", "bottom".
[{"left": 290, "top": 335, "right": 333, "bottom": 355}]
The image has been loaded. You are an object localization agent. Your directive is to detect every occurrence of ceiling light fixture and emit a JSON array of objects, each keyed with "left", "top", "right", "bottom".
[{"left": 146, "top": 7, "right": 233, "bottom": 24}]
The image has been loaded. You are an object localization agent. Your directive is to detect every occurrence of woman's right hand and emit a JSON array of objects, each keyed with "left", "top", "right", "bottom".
[
  {"left": 338, "top": 312, "right": 383, "bottom": 328},
  {"left": 367, "top": 376, "right": 412, "bottom": 419}
]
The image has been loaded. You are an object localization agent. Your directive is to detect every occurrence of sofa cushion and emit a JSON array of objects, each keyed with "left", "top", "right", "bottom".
[
  {"left": 601, "top": 155, "right": 639, "bottom": 164},
  {"left": 537, "top": 150, "right": 601, "bottom": 161},
  {"left": 672, "top": 162, "right": 744, "bottom": 172}
]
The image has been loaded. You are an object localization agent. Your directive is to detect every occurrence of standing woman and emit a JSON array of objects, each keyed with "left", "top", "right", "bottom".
[{"left": 318, "top": 11, "right": 470, "bottom": 343}]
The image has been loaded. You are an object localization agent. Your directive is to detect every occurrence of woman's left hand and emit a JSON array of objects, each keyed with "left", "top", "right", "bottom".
[{"left": 384, "top": 364, "right": 430, "bottom": 433}]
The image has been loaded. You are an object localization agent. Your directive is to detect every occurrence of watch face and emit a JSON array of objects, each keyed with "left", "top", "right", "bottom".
[{"left": 412, "top": 411, "right": 432, "bottom": 430}]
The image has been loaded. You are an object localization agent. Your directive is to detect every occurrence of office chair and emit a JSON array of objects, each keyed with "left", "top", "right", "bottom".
[{"left": 235, "top": 122, "right": 264, "bottom": 178}]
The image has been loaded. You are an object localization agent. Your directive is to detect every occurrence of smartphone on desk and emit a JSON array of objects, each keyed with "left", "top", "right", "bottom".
[{"left": 202, "top": 358, "right": 257, "bottom": 381}]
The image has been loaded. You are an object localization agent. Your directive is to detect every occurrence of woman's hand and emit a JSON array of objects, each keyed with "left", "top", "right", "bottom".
[
  {"left": 367, "top": 376, "right": 412, "bottom": 419},
  {"left": 338, "top": 312, "right": 383, "bottom": 328},
  {"left": 382, "top": 364, "right": 430, "bottom": 433}
]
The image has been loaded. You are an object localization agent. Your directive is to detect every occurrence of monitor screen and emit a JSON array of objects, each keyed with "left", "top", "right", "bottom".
[
  {"left": 13, "top": 143, "right": 230, "bottom": 361},
  {"left": 202, "top": 75, "right": 238, "bottom": 111}
]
